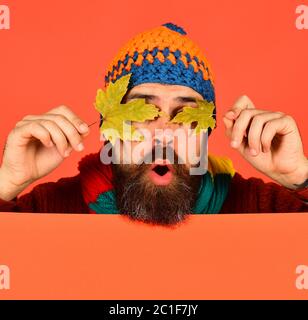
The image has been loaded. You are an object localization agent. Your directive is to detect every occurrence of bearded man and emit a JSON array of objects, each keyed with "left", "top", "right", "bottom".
[{"left": 0, "top": 23, "right": 307, "bottom": 225}]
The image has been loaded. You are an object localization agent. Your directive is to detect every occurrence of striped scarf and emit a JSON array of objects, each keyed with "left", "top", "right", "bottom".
[{"left": 78, "top": 152, "right": 235, "bottom": 214}]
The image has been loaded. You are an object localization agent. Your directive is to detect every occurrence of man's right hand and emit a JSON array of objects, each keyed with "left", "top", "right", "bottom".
[{"left": 0, "top": 105, "right": 90, "bottom": 201}]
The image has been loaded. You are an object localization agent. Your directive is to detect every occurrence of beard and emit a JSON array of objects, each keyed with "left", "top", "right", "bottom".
[{"left": 111, "top": 147, "right": 202, "bottom": 226}]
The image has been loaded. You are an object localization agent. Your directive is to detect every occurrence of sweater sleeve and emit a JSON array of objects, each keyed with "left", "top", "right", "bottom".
[
  {"left": 220, "top": 173, "right": 308, "bottom": 213},
  {"left": 0, "top": 175, "right": 89, "bottom": 213}
]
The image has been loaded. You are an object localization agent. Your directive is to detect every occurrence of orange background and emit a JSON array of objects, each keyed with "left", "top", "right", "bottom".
[
  {"left": 0, "top": 0, "right": 307, "bottom": 193},
  {"left": 1, "top": 1, "right": 308, "bottom": 300},
  {"left": 0, "top": 213, "right": 308, "bottom": 299}
]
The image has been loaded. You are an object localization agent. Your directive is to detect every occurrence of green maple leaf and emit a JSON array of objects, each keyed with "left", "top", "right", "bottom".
[
  {"left": 95, "top": 74, "right": 161, "bottom": 144},
  {"left": 169, "top": 99, "right": 216, "bottom": 135}
]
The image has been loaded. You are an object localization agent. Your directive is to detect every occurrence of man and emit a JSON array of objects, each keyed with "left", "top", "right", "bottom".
[{"left": 0, "top": 23, "right": 307, "bottom": 225}]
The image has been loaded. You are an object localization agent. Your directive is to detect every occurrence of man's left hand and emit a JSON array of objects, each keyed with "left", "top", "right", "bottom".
[{"left": 223, "top": 95, "right": 308, "bottom": 189}]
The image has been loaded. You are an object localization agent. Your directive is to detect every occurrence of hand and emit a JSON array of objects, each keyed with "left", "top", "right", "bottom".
[
  {"left": 0, "top": 105, "right": 90, "bottom": 201},
  {"left": 223, "top": 95, "right": 308, "bottom": 189}
]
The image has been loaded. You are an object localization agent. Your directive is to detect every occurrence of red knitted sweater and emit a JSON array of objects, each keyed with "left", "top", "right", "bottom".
[{"left": 0, "top": 152, "right": 307, "bottom": 213}]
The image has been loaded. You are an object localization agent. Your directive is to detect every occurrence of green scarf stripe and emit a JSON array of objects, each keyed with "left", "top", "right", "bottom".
[
  {"left": 89, "top": 190, "right": 119, "bottom": 214},
  {"left": 192, "top": 172, "right": 232, "bottom": 214}
]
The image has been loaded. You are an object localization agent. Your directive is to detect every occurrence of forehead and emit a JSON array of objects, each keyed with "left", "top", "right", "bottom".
[{"left": 127, "top": 83, "right": 203, "bottom": 99}]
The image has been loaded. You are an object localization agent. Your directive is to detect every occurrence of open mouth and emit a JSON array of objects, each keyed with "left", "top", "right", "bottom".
[
  {"left": 152, "top": 165, "right": 170, "bottom": 176},
  {"left": 149, "top": 163, "right": 174, "bottom": 185}
]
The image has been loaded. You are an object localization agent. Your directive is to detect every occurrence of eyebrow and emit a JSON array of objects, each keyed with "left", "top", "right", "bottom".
[{"left": 125, "top": 93, "right": 199, "bottom": 103}]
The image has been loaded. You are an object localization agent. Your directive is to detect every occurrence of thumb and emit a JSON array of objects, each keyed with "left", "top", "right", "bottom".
[
  {"left": 222, "top": 116, "right": 233, "bottom": 138},
  {"left": 228, "top": 95, "right": 256, "bottom": 120}
]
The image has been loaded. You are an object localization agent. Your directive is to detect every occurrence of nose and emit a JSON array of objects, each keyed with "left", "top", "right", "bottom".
[
  {"left": 152, "top": 113, "right": 179, "bottom": 129},
  {"left": 150, "top": 114, "right": 179, "bottom": 147}
]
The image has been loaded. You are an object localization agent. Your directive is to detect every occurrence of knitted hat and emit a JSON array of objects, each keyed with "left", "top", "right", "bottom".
[{"left": 101, "top": 22, "right": 216, "bottom": 127}]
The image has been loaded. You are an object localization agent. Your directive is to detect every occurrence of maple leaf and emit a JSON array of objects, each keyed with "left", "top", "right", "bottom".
[
  {"left": 95, "top": 74, "right": 161, "bottom": 144},
  {"left": 169, "top": 99, "right": 216, "bottom": 135}
]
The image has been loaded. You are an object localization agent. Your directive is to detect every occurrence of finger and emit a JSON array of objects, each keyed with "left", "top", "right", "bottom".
[
  {"left": 12, "top": 122, "right": 54, "bottom": 148},
  {"left": 222, "top": 116, "right": 234, "bottom": 138},
  {"left": 47, "top": 105, "right": 89, "bottom": 135},
  {"left": 100, "top": 132, "right": 107, "bottom": 142},
  {"left": 24, "top": 114, "right": 85, "bottom": 151},
  {"left": 230, "top": 109, "right": 266, "bottom": 148},
  {"left": 39, "top": 120, "right": 69, "bottom": 157},
  {"left": 223, "top": 116, "right": 249, "bottom": 139},
  {"left": 260, "top": 116, "right": 296, "bottom": 153},
  {"left": 247, "top": 112, "right": 284, "bottom": 156},
  {"left": 227, "top": 95, "right": 256, "bottom": 120}
]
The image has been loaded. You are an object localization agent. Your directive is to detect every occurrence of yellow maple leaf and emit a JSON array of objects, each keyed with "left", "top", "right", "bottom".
[
  {"left": 169, "top": 99, "right": 216, "bottom": 135},
  {"left": 95, "top": 74, "right": 161, "bottom": 144}
]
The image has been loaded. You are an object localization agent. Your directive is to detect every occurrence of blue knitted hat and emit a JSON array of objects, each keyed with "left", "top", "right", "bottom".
[{"left": 101, "top": 22, "right": 216, "bottom": 127}]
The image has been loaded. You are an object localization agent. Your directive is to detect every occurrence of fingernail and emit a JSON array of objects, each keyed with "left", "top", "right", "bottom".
[
  {"left": 250, "top": 148, "right": 258, "bottom": 156},
  {"left": 231, "top": 140, "right": 239, "bottom": 148},
  {"left": 79, "top": 123, "right": 89, "bottom": 133},
  {"left": 226, "top": 111, "right": 235, "bottom": 119},
  {"left": 77, "top": 142, "right": 84, "bottom": 151},
  {"left": 64, "top": 148, "right": 72, "bottom": 158}
]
